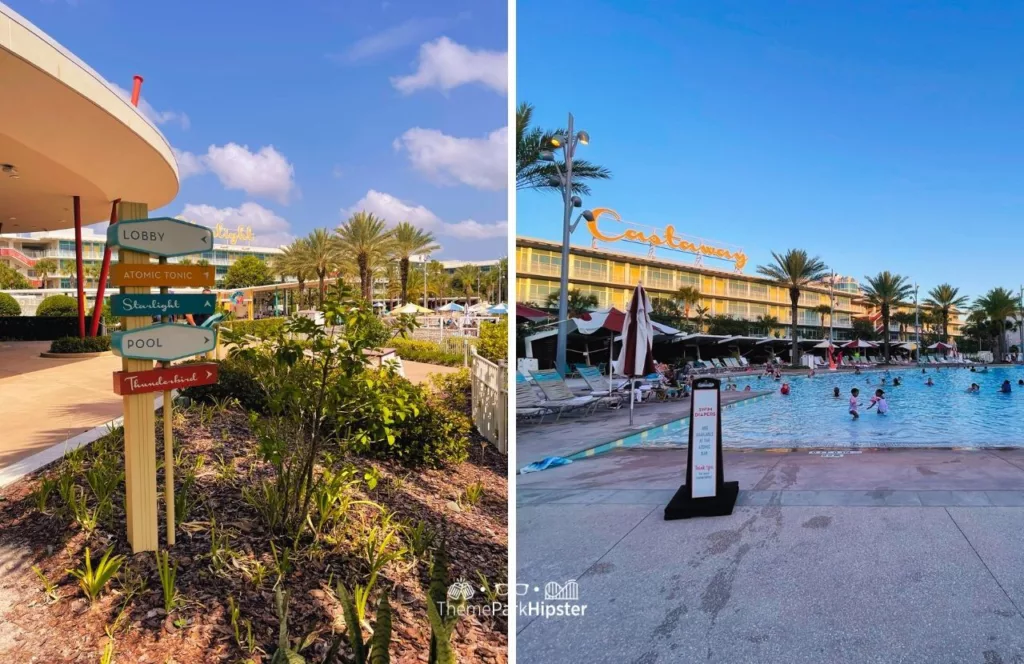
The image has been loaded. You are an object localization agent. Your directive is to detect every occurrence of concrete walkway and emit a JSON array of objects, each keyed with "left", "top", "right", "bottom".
[
  {"left": 0, "top": 341, "right": 123, "bottom": 470},
  {"left": 517, "top": 447, "right": 1024, "bottom": 663}
]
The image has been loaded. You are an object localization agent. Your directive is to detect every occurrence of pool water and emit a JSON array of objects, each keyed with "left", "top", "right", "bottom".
[{"left": 645, "top": 366, "right": 1024, "bottom": 449}]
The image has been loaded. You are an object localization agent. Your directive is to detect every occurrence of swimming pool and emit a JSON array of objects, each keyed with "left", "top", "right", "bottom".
[{"left": 642, "top": 366, "right": 1024, "bottom": 448}]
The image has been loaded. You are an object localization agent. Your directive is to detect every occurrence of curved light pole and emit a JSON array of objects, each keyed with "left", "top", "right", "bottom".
[
  {"left": 914, "top": 283, "right": 920, "bottom": 363},
  {"left": 545, "top": 113, "right": 592, "bottom": 375}
]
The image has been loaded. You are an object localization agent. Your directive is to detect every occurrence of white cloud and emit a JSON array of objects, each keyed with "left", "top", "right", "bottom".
[
  {"left": 333, "top": 17, "right": 448, "bottom": 63},
  {"left": 179, "top": 202, "right": 294, "bottom": 247},
  {"left": 173, "top": 144, "right": 296, "bottom": 204},
  {"left": 395, "top": 126, "right": 507, "bottom": 190},
  {"left": 391, "top": 37, "right": 507, "bottom": 95},
  {"left": 343, "top": 190, "right": 506, "bottom": 240},
  {"left": 110, "top": 83, "right": 190, "bottom": 130}
]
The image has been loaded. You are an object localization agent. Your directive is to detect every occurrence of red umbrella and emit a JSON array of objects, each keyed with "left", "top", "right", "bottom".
[
  {"left": 614, "top": 284, "right": 657, "bottom": 425},
  {"left": 515, "top": 304, "right": 552, "bottom": 323}
]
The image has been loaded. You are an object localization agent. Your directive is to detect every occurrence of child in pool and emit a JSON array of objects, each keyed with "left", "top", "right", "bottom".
[
  {"left": 780, "top": 383, "right": 791, "bottom": 395},
  {"left": 893, "top": 377, "right": 901, "bottom": 386},
  {"left": 926, "top": 377, "right": 934, "bottom": 386},
  {"left": 1001, "top": 380, "right": 1012, "bottom": 393},
  {"left": 833, "top": 386, "right": 841, "bottom": 398},
  {"left": 849, "top": 388, "right": 860, "bottom": 419},
  {"left": 867, "top": 389, "right": 888, "bottom": 415},
  {"left": 967, "top": 383, "right": 980, "bottom": 393}
]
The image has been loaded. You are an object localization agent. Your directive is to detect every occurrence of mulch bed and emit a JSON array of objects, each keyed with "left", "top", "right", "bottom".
[{"left": 0, "top": 406, "right": 507, "bottom": 663}]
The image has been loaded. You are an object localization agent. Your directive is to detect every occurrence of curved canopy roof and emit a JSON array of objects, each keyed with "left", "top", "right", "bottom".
[{"left": 0, "top": 2, "right": 179, "bottom": 233}]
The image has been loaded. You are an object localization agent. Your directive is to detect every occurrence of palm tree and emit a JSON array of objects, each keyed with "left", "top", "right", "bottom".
[
  {"left": 303, "top": 228, "right": 343, "bottom": 307},
  {"left": 391, "top": 222, "right": 439, "bottom": 305},
  {"left": 34, "top": 258, "right": 57, "bottom": 287},
  {"left": 891, "top": 311, "right": 915, "bottom": 342},
  {"left": 516, "top": 102, "right": 611, "bottom": 194},
  {"left": 336, "top": 213, "right": 395, "bottom": 302},
  {"left": 453, "top": 264, "right": 481, "bottom": 304},
  {"left": 756, "top": 314, "right": 780, "bottom": 337},
  {"left": 84, "top": 262, "right": 103, "bottom": 287},
  {"left": 546, "top": 288, "right": 598, "bottom": 318},
  {"left": 862, "top": 271, "right": 914, "bottom": 363},
  {"left": 427, "top": 261, "right": 450, "bottom": 305},
  {"left": 756, "top": 250, "right": 830, "bottom": 365},
  {"left": 59, "top": 259, "right": 75, "bottom": 287},
  {"left": 694, "top": 304, "right": 710, "bottom": 334},
  {"left": 196, "top": 258, "right": 211, "bottom": 267},
  {"left": 975, "top": 287, "right": 1018, "bottom": 361},
  {"left": 272, "top": 239, "right": 313, "bottom": 310},
  {"left": 924, "top": 284, "right": 969, "bottom": 343},
  {"left": 813, "top": 304, "right": 833, "bottom": 339},
  {"left": 674, "top": 285, "right": 702, "bottom": 321}
]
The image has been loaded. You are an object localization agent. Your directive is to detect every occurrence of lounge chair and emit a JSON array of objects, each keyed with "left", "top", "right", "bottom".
[
  {"left": 529, "top": 369, "right": 600, "bottom": 417},
  {"left": 516, "top": 377, "right": 555, "bottom": 423},
  {"left": 738, "top": 356, "right": 752, "bottom": 369},
  {"left": 709, "top": 358, "right": 726, "bottom": 371},
  {"left": 724, "top": 357, "right": 740, "bottom": 369},
  {"left": 575, "top": 365, "right": 630, "bottom": 402}
]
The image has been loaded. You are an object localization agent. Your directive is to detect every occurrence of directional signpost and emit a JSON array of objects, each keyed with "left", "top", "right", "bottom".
[{"left": 108, "top": 211, "right": 221, "bottom": 553}]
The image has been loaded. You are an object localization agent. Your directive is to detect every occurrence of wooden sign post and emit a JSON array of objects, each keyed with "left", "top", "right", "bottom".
[
  {"left": 664, "top": 376, "right": 739, "bottom": 520},
  {"left": 110, "top": 206, "right": 216, "bottom": 553}
]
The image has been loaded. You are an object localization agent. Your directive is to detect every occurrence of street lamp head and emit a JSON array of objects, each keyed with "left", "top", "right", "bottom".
[
  {"left": 582, "top": 209, "right": 595, "bottom": 222},
  {"left": 547, "top": 176, "right": 562, "bottom": 187},
  {"left": 548, "top": 136, "right": 563, "bottom": 148},
  {"left": 571, "top": 195, "right": 582, "bottom": 208},
  {"left": 539, "top": 150, "right": 555, "bottom": 162},
  {"left": 576, "top": 130, "right": 590, "bottom": 145}
]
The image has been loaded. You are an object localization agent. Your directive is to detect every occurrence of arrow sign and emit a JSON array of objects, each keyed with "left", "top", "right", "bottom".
[
  {"left": 112, "top": 324, "right": 217, "bottom": 362},
  {"left": 111, "top": 294, "right": 217, "bottom": 317},
  {"left": 111, "top": 264, "right": 215, "bottom": 288},
  {"left": 113, "top": 363, "right": 219, "bottom": 396},
  {"left": 107, "top": 217, "right": 213, "bottom": 258}
]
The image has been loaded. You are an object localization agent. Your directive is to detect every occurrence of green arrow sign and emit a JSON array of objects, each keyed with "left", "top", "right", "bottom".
[
  {"left": 107, "top": 217, "right": 213, "bottom": 257},
  {"left": 112, "top": 324, "right": 217, "bottom": 362},
  {"left": 111, "top": 294, "right": 217, "bottom": 317}
]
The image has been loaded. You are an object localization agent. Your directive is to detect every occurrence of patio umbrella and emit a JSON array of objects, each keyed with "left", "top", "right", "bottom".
[
  {"left": 516, "top": 304, "right": 551, "bottom": 323},
  {"left": 614, "top": 283, "right": 657, "bottom": 426},
  {"left": 437, "top": 302, "right": 465, "bottom": 312},
  {"left": 927, "top": 342, "right": 952, "bottom": 351},
  {"left": 487, "top": 303, "right": 508, "bottom": 315},
  {"left": 392, "top": 302, "right": 432, "bottom": 315},
  {"left": 843, "top": 338, "right": 878, "bottom": 362}
]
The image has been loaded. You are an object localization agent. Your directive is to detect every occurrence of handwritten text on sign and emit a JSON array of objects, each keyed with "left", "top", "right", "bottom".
[
  {"left": 111, "top": 294, "right": 216, "bottom": 317},
  {"left": 113, "top": 363, "right": 219, "bottom": 396},
  {"left": 690, "top": 389, "right": 719, "bottom": 498}
]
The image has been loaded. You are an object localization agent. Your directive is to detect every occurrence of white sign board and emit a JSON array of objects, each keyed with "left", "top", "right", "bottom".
[
  {"left": 112, "top": 324, "right": 217, "bottom": 362},
  {"left": 108, "top": 217, "right": 214, "bottom": 258},
  {"left": 690, "top": 388, "right": 719, "bottom": 498}
]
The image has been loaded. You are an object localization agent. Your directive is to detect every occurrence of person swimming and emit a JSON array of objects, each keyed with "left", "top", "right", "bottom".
[
  {"left": 967, "top": 383, "right": 980, "bottom": 393},
  {"left": 881, "top": 377, "right": 887, "bottom": 386},
  {"left": 1001, "top": 380, "right": 1012, "bottom": 393},
  {"left": 854, "top": 367, "right": 862, "bottom": 375},
  {"left": 893, "top": 377, "right": 901, "bottom": 386},
  {"left": 833, "top": 386, "right": 841, "bottom": 398},
  {"left": 867, "top": 388, "right": 888, "bottom": 415},
  {"left": 1018, "top": 379, "right": 1023, "bottom": 387},
  {"left": 780, "top": 383, "right": 791, "bottom": 395},
  {"left": 849, "top": 387, "right": 860, "bottom": 419},
  {"left": 744, "top": 385, "right": 751, "bottom": 391},
  {"left": 926, "top": 377, "right": 934, "bottom": 386}
]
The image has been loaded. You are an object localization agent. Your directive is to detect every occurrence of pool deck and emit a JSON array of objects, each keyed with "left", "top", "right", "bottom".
[
  {"left": 517, "top": 447, "right": 1024, "bottom": 663},
  {"left": 517, "top": 389, "right": 771, "bottom": 463}
]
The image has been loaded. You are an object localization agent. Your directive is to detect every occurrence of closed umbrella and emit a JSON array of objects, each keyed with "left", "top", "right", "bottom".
[{"left": 614, "top": 283, "right": 657, "bottom": 425}]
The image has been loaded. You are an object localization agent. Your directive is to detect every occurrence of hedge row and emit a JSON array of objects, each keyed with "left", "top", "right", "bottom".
[
  {"left": 221, "top": 317, "right": 287, "bottom": 338},
  {"left": 388, "top": 337, "right": 464, "bottom": 367},
  {"left": 49, "top": 336, "right": 111, "bottom": 353}
]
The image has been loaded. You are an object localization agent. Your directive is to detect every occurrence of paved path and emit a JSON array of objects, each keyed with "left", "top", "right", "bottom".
[
  {"left": 517, "top": 447, "right": 1024, "bottom": 663},
  {"left": 402, "top": 359, "right": 460, "bottom": 385},
  {"left": 0, "top": 341, "right": 122, "bottom": 470}
]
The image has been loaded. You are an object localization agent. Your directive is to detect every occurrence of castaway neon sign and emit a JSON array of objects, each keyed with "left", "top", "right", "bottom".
[{"left": 585, "top": 208, "right": 748, "bottom": 270}]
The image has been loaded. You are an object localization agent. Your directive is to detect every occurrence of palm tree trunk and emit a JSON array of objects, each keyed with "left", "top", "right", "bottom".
[
  {"left": 358, "top": 254, "right": 370, "bottom": 301},
  {"left": 789, "top": 287, "right": 800, "bottom": 366},
  {"left": 400, "top": 258, "right": 410, "bottom": 304},
  {"left": 882, "top": 305, "right": 891, "bottom": 362},
  {"left": 318, "top": 273, "right": 325, "bottom": 308}
]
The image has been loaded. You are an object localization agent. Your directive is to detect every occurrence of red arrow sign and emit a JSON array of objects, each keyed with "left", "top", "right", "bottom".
[{"left": 113, "top": 363, "right": 219, "bottom": 396}]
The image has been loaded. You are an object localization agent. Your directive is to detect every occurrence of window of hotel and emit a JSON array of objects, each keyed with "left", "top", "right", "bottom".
[
  {"left": 749, "top": 283, "right": 768, "bottom": 300},
  {"left": 576, "top": 286, "right": 607, "bottom": 308},
  {"left": 837, "top": 297, "right": 851, "bottom": 310},
  {"left": 529, "top": 252, "right": 561, "bottom": 276},
  {"left": 646, "top": 267, "right": 673, "bottom": 290},
  {"left": 528, "top": 281, "right": 559, "bottom": 303},
  {"left": 727, "top": 280, "right": 748, "bottom": 298},
  {"left": 572, "top": 257, "right": 608, "bottom": 281},
  {"left": 749, "top": 303, "right": 767, "bottom": 319},
  {"left": 727, "top": 301, "right": 748, "bottom": 318},
  {"left": 833, "top": 313, "right": 852, "bottom": 327},
  {"left": 677, "top": 272, "right": 700, "bottom": 289}
]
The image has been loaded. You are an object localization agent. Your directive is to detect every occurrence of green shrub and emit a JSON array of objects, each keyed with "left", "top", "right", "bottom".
[
  {"left": 179, "top": 358, "right": 267, "bottom": 413},
  {"left": 356, "top": 370, "right": 470, "bottom": 467},
  {"left": 478, "top": 320, "right": 507, "bottom": 362},
  {"left": 428, "top": 368, "right": 471, "bottom": 416},
  {"left": 49, "top": 336, "right": 111, "bottom": 354},
  {"left": 0, "top": 293, "right": 20, "bottom": 316},
  {"left": 36, "top": 294, "right": 78, "bottom": 317},
  {"left": 390, "top": 337, "right": 463, "bottom": 367},
  {"left": 221, "top": 317, "right": 286, "bottom": 338}
]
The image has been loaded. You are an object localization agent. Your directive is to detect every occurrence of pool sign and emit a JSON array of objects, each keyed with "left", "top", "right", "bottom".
[
  {"left": 112, "top": 324, "right": 216, "bottom": 362},
  {"left": 113, "top": 363, "right": 219, "bottom": 396},
  {"left": 111, "top": 264, "right": 215, "bottom": 288},
  {"left": 665, "top": 376, "right": 739, "bottom": 520},
  {"left": 108, "top": 217, "right": 213, "bottom": 258},
  {"left": 111, "top": 293, "right": 216, "bottom": 317}
]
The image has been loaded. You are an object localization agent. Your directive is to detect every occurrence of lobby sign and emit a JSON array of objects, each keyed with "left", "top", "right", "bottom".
[
  {"left": 110, "top": 293, "right": 216, "bottom": 317},
  {"left": 113, "top": 363, "right": 219, "bottom": 396},
  {"left": 585, "top": 207, "right": 748, "bottom": 271},
  {"left": 111, "top": 264, "right": 215, "bottom": 288},
  {"left": 664, "top": 376, "right": 739, "bottom": 520},
  {"left": 107, "top": 217, "right": 213, "bottom": 257},
  {"left": 689, "top": 387, "right": 719, "bottom": 498},
  {"left": 112, "top": 324, "right": 217, "bottom": 362}
]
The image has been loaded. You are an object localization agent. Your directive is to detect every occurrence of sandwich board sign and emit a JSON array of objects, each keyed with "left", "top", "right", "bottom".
[
  {"left": 110, "top": 293, "right": 216, "bottom": 317},
  {"left": 112, "top": 323, "right": 217, "bottom": 362},
  {"left": 665, "top": 376, "right": 739, "bottom": 519},
  {"left": 107, "top": 217, "right": 213, "bottom": 257}
]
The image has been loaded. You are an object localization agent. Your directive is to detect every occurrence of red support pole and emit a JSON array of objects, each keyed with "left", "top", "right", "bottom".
[
  {"left": 89, "top": 199, "right": 119, "bottom": 337},
  {"left": 73, "top": 196, "right": 85, "bottom": 338},
  {"left": 131, "top": 75, "right": 143, "bottom": 107}
]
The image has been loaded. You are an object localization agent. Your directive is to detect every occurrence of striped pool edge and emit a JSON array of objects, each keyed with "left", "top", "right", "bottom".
[{"left": 566, "top": 392, "right": 774, "bottom": 461}]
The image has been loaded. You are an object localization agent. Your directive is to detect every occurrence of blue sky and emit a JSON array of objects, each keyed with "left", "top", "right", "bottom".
[
  {"left": 517, "top": 0, "right": 1024, "bottom": 301},
  {"left": 11, "top": 0, "right": 507, "bottom": 258}
]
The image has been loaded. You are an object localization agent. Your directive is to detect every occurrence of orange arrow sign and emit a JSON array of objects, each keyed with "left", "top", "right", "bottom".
[{"left": 111, "top": 264, "right": 215, "bottom": 288}]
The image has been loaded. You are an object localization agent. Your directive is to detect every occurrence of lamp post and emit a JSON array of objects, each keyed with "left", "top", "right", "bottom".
[
  {"left": 828, "top": 271, "right": 835, "bottom": 342},
  {"left": 422, "top": 253, "right": 429, "bottom": 310},
  {"left": 545, "top": 112, "right": 592, "bottom": 375},
  {"left": 1018, "top": 285, "right": 1023, "bottom": 363},
  {"left": 914, "top": 283, "right": 920, "bottom": 363}
]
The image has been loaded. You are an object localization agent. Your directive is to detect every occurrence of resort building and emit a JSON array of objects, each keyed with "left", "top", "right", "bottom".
[{"left": 0, "top": 226, "right": 283, "bottom": 289}]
